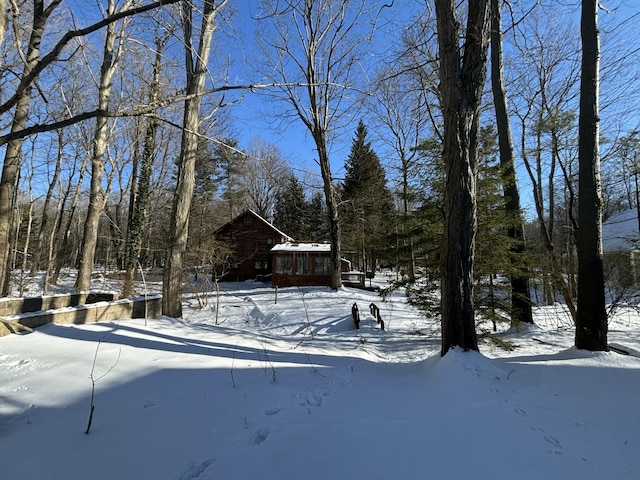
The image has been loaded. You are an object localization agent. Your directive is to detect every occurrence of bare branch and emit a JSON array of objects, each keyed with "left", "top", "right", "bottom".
[
  {"left": 0, "top": 0, "right": 182, "bottom": 117},
  {"left": 0, "top": 81, "right": 348, "bottom": 145}
]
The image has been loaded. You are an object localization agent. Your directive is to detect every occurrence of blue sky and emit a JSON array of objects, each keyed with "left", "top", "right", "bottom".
[{"left": 226, "top": 0, "right": 420, "bottom": 188}]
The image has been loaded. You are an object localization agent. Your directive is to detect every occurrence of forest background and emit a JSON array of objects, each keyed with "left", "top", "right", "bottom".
[{"left": 1, "top": 0, "right": 639, "bottom": 339}]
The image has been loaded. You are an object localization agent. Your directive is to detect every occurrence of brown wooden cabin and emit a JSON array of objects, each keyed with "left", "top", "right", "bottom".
[
  {"left": 271, "top": 242, "right": 357, "bottom": 287},
  {"left": 214, "top": 210, "right": 293, "bottom": 281}
]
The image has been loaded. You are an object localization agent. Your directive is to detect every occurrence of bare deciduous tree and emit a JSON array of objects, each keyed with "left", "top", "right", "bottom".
[
  {"left": 75, "top": 0, "right": 134, "bottom": 294},
  {"left": 123, "top": 31, "right": 170, "bottom": 298},
  {"left": 0, "top": 0, "right": 63, "bottom": 295},
  {"left": 162, "top": 0, "right": 229, "bottom": 318},
  {"left": 242, "top": 136, "right": 290, "bottom": 220},
  {"left": 257, "top": 0, "right": 374, "bottom": 289}
]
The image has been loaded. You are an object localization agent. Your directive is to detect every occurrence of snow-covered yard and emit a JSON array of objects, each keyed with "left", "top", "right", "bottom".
[{"left": 1, "top": 276, "right": 639, "bottom": 479}]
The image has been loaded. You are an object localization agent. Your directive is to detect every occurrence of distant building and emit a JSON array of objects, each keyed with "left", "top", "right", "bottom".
[
  {"left": 214, "top": 210, "right": 363, "bottom": 288},
  {"left": 602, "top": 209, "right": 640, "bottom": 287},
  {"left": 214, "top": 210, "right": 293, "bottom": 282}
]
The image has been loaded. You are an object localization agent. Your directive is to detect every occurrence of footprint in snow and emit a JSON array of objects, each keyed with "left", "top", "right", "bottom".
[
  {"left": 178, "top": 458, "right": 214, "bottom": 480},
  {"left": 544, "top": 435, "right": 563, "bottom": 455},
  {"left": 253, "top": 428, "right": 270, "bottom": 445},
  {"left": 298, "top": 388, "right": 327, "bottom": 408},
  {"left": 544, "top": 435, "right": 562, "bottom": 449}
]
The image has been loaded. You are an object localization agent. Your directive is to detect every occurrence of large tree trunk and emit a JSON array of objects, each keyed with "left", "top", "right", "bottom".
[
  {"left": 490, "top": 0, "right": 533, "bottom": 325},
  {"left": 122, "top": 37, "right": 165, "bottom": 298},
  {"left": 162, "top": 0, "right": 227, "bottom": 318},
  {"left": 0, "top": 0, "right": 62, "bottom": 295},
  {"left": 315, "top": 131, "right": 342, "bottom": 289},
  {"left": 576, "top": 0, "right": 608, "bottom": 351},
  {"left": 75, "top": 0, "right": 131, "bottom": 294},
  {"left": 435, "top": 0, "right": 491, "bottom": 355}
]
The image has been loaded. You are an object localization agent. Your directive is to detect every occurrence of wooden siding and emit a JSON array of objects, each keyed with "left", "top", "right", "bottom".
[
  {"left": 271, "top": 250, "right": 351, "bottom": 287},
  {"left": 215, "top": 211, "right": 290, "bottom": 281}
]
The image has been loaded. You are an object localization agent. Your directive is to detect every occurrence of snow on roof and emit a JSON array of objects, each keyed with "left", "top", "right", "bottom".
[
  {"left": 271, "top": 242, "right": 331, "bottom": 253},
  {"left": 602, "top": 209, "right": 640, "bottom": 253}
]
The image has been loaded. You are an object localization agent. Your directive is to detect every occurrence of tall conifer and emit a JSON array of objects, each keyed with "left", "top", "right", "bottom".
[
  {"left": 273, "top": 175, "right": 309, "bottom": 240},
  {"left": 341, "top": 120, "right": 395, "bottom": 272}
]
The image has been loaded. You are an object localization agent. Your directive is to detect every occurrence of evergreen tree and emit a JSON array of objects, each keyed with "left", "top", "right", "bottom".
[
  {"left": 341, "top": 120, "right": 395, "bottom": 272},
  {"left": 474, "top": 126, "right": 528, "bottom": 331},
  {"left": 273, "top": 174, "right": 309, "bottom": 240},
  {"left": 308, "top": 190, "right": 329, "bottom": 242}
]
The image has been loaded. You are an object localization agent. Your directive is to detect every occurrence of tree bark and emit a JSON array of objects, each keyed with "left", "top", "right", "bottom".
[
  {"left": 76, "top": 0, "right": 131, "bottom": 294},
  {"left": 316, "top": 132, "right": 342, "bottom": 289},
  {"left": 435, "top": 0, "right": 491, "bottom": 355},
  {"left": 490, "top": 0, "right": 533, "bottom": 325},
  {"left": 0, "top": 0, "right": 62, "bottom": 295},
  {"left": 123, "top": 35, "right": 166, "bottom": 298},
  {"left": 162, "top": 0, "right": 228, "bottom": 318},
  {"left": 576, "top": 0, "right": 608, "bottom": 351}
]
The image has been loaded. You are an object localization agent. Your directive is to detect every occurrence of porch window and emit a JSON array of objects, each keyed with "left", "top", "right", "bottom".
[
  {"left": 275, "top": 256, "right": 292, "bottom": 275},
  {"left": 296, "top": 253, "right": 310, "bottom": 275},
  {"left": 314, "top": 256, "right": 330, "bottom": 275}
]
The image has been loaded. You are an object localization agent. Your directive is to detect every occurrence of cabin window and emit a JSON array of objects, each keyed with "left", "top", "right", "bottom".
[
  {"left": 275, "top": 256, "right": 292, "bottom": 275},
  {"left": 244, "top": 217, "right": 253, "bottom": 225},
  {"left": 296, "top": 253, "right": 310, "bottom": 275},
  {"left": 314, "top": 256, "right": 330, "bottom": 275},
  {"left": 266, "top": 238, "right": 274, "bottom": 245}
]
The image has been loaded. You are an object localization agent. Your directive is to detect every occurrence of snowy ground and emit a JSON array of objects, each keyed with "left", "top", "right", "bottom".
[{"left": 1, "top": 274, "right": 639, "bottom": 479}]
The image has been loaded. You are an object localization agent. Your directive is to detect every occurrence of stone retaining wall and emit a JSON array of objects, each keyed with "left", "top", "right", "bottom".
[
  {"left": 0, "top": 294, "right": 162, "bottom": 336},
  {"left": 0, "top": 292, "right": 118, "bottom": 316}
]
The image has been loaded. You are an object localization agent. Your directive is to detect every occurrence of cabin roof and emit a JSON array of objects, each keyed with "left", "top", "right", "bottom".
[
  {"left": 271, "top": 242, "right": 331, "bottom": 253},
  {"left": 214, "top": 209, "right": 294, "bottom": 241}
]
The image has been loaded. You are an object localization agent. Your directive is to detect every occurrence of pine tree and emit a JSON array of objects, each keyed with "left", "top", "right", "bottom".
[
  {"left": 273, "top": 174, "right": 309, "bottom": 240},
  {"left": 474, "top": 126, "right": 527, "bottom": 331},
  {"left": 308, "top": 191, "right": 329, "bottom": 242},
  {"left": 341, "top": 120, "right": 395, "bottom": 272}
]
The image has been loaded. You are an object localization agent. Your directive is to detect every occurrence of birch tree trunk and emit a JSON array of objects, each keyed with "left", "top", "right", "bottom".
[{"left": 162, "top": 0, "right": 228, "bottom": 318}]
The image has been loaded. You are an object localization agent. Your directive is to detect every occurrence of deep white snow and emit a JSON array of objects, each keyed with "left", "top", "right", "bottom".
[{"left": 1, "top": 274, "right": 639, "bottom": 479}]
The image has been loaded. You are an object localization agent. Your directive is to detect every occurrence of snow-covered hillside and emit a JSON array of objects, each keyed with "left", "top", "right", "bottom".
[{"left": 1, "top": 277, "right": 639, "bottom": 479}]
